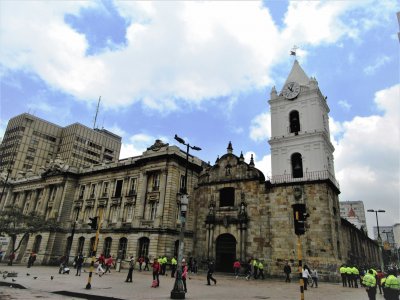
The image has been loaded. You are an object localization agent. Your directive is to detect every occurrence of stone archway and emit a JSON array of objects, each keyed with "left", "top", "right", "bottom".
[{"left": 215, "top": 233, "right": 236, "bottom": 272}]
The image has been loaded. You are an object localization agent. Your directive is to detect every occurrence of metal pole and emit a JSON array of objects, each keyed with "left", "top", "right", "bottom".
[
  {"left": 375, "top": 211, "right": 381, "bottom": 239},
  {"left": 86, "top": 207, "right": 103, "bottom": 289},
  {"left": 67, "top": 208, "right": 80, "bottom": 265},
  {"left": 296, "top": 212, "right": 304, "bottom": 300}
]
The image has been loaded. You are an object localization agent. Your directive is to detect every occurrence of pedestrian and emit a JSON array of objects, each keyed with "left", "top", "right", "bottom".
[
  {"left": 192, "top": 258, "right": 198, "bottom": 274},
  {"left": 284, "top": 261, "right": 292, "bottom": 283},
  {"left": 125, "top": 256, "right": 134, "bottom": 283},
  {"left": 376, "top": 269, "right": 385, "bottom": 294},
  {"left": 138, "top": 256, "right": 144, "bottom": 271},
  {"left": 310, "top": 267, "right": 318, "bottom": 288},
  {"left": 27, "top": 252, "right": 36, "bottom": 268},
  {"left": 233, "top": 259, "right": 241, "bottom": 278},
  {"left": 245, "top": 259, "right": 252, "bottom": 280},
  {"left": 152, "top": 258, "right": 161, "bottom": 287},
  {"left": 362, "top": 269, "right": 377, "bottom": 300},
  {"left": 103, "top": 255, "right": 114, "bottom": 274},
  {"left": 58, "top": 255, "right": 67, "bottom": 274},
  {"left": 302, "top": 265, "right": 311, "bottom": 290},
  {"left": 340, "top": 264, "right": 347, "bottom": 287},
  {"left": 171, "top": 256, "right": 177, "bottom": 278},
  {"left": 351, "top": 265, "right": 359, "bottom": 288},
  {"left": 182, "top": 259, "right": 188, "bottom": 293},
  {"left": 384, "top": 269, "right": 400, "bottom": 300},
  {"left": 257, "top": 260, "right": 265, "bottom": 280},
  {"left": 162, "top": 256, "right": 168, "bottom": 276},
  {"left": 346, "top": 265, "right": 353, "bottom": 288},
  {"left": 144, "top": 256, "right": 150, "bottom": 271},
  {"left": 252, "top": 258, "right": 258, "bottom": 279},
  {"left": 206, "top": 260, "right": 217, "bottom": 285},
  {"left": 75, "top": 253, "right": 84, "bottom": 276},
  {"left": 8, "top": 252, "right": 15, "bottom": 266},
  {"left": 96, "top": 254, "right": 105, "bottom": 275}
]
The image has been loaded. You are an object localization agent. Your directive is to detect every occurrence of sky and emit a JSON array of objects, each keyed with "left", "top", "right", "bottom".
[{"left": 0, "top": 1, "right": 399, "bottom": 237}]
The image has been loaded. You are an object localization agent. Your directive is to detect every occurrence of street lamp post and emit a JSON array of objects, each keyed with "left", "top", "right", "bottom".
[
  {"left": 367, "top": 209, "right": 385, "bottom": 270},
  {"left": 171, "top": 134, "right": 201, "bottom": 300}
]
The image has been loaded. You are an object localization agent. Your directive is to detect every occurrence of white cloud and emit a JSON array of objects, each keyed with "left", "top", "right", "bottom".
[
  {"left": 338, "top": 99, "right": 352, "bottom": 111},
  {"left": 119, "top": 133, "right": 170, "bottom": 159},
  {"left": 249, "top": 112, "right": 271, "bottom": 142},
  {"left": 363, "top": 55, "right": 391, "bottom": 75},
  {"left": 244, "top": 151, "right": 271, "bottom": 178},
  {"left": 1, "top": 1, "right": 395, "bottom": 112},
  {"left": 335, "top": 84, "right": 400, "bottom": 233}
]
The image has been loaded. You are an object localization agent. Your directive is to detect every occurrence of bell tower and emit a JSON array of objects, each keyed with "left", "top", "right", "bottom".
[{"left": 268, "top": 60, "right": 335, "bottom": 180}]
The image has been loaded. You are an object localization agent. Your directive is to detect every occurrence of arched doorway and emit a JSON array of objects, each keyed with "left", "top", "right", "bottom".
[{"left": 215, "top": 233, "right": 236, "bottom": 272}]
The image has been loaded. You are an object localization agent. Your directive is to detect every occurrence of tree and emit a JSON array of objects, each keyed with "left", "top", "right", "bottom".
[{"left": 0, "top": 206, "right": 60, "bottom": 255}]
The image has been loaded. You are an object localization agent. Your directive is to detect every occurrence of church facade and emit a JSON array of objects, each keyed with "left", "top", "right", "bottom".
[{"left": 0, "top": 61, "right": 380, "bottom": 279}]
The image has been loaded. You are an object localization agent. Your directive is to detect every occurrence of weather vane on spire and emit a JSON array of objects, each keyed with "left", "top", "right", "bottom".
[{"left": 290, "top": 45, "right": 298, "bottom": 57}]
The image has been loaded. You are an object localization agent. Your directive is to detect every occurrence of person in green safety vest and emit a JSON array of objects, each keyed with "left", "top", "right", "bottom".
[
  {"left": 351, "top": 266, "right": 359, "bottom": 288},
  {"left": 362, "top": 269, "right": 377, "bottom": 300},
  {"left": 171, "top": 256, "right": 177, "bottom": 278},
  {"left": 252, "top": 258, "right": 258, "bottom": 279},
  {"left": 384, "top": 269, "right": 400, "bottom": 300},
  {"left": 257, "top": 261, "right": 265, "bottom": 280},
  {"left": 345, "top": 266, "right": 353, "bottom": 288},
  {"left": 339, "top": 265, "right": 347, "bottom": 287}
]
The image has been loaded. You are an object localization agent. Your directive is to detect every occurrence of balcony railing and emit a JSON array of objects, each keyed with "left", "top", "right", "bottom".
[{"left": 268, "top": 170, "right": 340, "bottom": 189}]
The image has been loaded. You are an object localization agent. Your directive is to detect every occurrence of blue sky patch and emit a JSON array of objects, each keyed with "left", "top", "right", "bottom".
[{"left": 64, "top": 0, "right": 128, "bottom": 55}]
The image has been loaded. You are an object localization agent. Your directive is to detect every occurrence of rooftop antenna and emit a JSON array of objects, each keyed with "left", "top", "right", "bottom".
[{"left": 93, "top": 96, "right": 101, "bottom": 129}]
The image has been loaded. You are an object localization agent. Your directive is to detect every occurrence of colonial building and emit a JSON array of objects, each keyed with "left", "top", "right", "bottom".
[{"left": 0, "top": 60, "right": 381, "bottom": 279}]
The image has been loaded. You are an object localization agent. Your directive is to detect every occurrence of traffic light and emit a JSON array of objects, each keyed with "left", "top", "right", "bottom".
[
  {"left": 88, "top": 217, "right": 98, "bottom": 230},
  {"left": 292, "top": 203, "right": 309, "bottom": 235}
]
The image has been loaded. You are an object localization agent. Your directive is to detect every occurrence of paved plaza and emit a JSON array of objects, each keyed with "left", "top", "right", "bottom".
[{"left": 0, "top": 264, "right": 385, "bottom": 300}]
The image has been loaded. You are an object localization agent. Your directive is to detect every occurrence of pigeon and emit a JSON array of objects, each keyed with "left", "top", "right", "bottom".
[
  {"left": 2, "top": 274, "right": 7, "bottom": 279},
  {"left": 51, "top": 276, "right": 54, "bottom": 280},
  {"left": 27, "top": 273, "right": 30, "bottom": 276},
  {"left": 33, "top": 277, "right": 37, "bottom": 279},
  {"left": 12, "top": 279, "right": 16, "bottom": 282}
]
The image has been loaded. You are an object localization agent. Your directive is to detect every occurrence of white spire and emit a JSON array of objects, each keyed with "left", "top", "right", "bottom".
[{"left": 283, "top": 60, "right": 309, "bottom": 88}]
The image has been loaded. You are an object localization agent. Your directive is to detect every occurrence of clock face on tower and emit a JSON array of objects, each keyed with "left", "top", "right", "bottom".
[{"left": 282, "top": 81, "right": 300, "bottom": 100}]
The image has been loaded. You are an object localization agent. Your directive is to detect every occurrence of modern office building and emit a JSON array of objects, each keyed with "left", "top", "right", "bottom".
[
  {"left": 339, "top": 201, "right": 367, "bottom": 232},
  {"left": 0, "top": 113, "right": 121, "bottom": 178}
]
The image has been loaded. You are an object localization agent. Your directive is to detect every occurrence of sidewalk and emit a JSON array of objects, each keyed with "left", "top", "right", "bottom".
[{"left": 0, "top": 264, "right": 383, "bottom": 300}]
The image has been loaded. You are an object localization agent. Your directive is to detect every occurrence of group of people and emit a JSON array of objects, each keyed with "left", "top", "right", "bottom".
[
  {"left": 232, "top": 258, "right": 265, "bottom": 280},
  {"left": 95, "top": 253, "right": 115, "bottom": 276}
]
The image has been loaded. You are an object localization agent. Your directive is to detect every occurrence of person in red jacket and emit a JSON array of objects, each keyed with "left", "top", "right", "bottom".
[
  {"left": 182, "top": 259, "right": 188, "bottom": 293},
  {"left": 233, "top": 260, "right": 241, "bottom": 278},
  {"left": 152, "top": 258, "right": 161, "bottom": 287}
]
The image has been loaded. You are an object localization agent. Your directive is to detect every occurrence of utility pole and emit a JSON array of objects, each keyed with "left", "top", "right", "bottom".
[{"left": 86, "top": 207, "right": 103, "bottom": 289}]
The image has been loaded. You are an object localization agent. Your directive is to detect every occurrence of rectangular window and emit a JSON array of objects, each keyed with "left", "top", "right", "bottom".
[
  {"left": 90, "top": 184, "right": 96, "bottom": 198},
  {"left": 114, "top": 179, "right": 123, "bottom": 198},
  {"left": 179, "top": 174, "right": 186, "bottom": 193},
  {"left": 79, "top": 185, "right": 85, "bottom": 199},
  {"left": 128, "top": 177, "right": 137, "bottom": 195},
  {"left": 150, "top": 202, "right": 157, "bottom": 220},
  {"left": 102, "top": 182, "right": 109, "bottom": 197},
  {"left": 152, "top": 173, "right": 160, "bottom": 191},
  {"left": 126, "top": 205, "right": 133, "bottom": 221}
]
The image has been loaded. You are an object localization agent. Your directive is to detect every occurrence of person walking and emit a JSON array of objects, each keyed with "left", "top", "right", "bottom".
[
  {"left": 233, "top": 259, "right": 241, "bottom": 278},
  {"left": 182, "top": 259, "right": 188, "bottom": 293},
  {"left": 245, "top": 260, "right": 252, "bottom": 280},
  {"left": 384, "top": 269, "right": 400, "bottom": 300},
  {"left": 257, "top": 261, "right": 265, "bottom": 280},
  {"left": 351, "top": 265, "right": 359, "bottom": 288},
  {"left": 346, "top": 265, "right": 353, "bottom": 288},
  {"left": 252, "top": 258, "right": 258, "bottom": 279},
  {"left": 302, "top": 265, "right": 311, "bottom": 290},
  {"left": 284, "top": 262, "right": 292, "bottom": 283},
  {"left": 102, "top": 255, "right": 114, "bottom": 275},
  {"left": 171, "top": 256, "right": 177, "bottom": 278},
  {"left": 138, "top": 256, "right": 144, "bottom": 271},
  {"left": 207, "top": 260, "right": 217, "bottom": 285},
  {"left": 75, "top": 253, "right": 84, "bottom": 276},
  {"left": 310, "top": 268, "right": 318, "bottom": 288},
  {"left": 376, "top": 269, "right": 385, "bottom": 294},
  {"left": 144, "top": 256, "right": 150, "bottom": 271},
  {"left": 125, "top": 256, "right": 135, "bottom": 282},
  {"left": 27, "top": 252, "right": 36, "bottom": 268},
  {"left": 152, "top": 258, "right": 161, "bottom": 287},
  {"left": 362, "top": 269, "right": 377, "bottom": 300},
  {"left": 340, "top": 264, "right": 347, "bottom": 287},
  {"left": 96, "top": 253, "right": 105, "bottom": 275}
]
